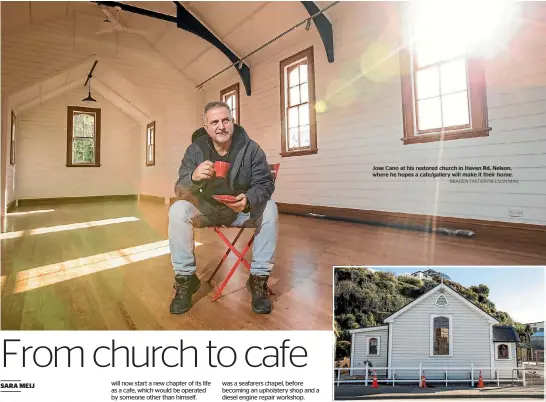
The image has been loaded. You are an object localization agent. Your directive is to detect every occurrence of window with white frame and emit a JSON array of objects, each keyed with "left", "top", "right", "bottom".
[
  {"left": 280, "top": 47, "right": 317, "bottom": 157},
  {"left": 366, "top": 337, "right": 380, "bottom": 356},
  {"left": 496, "top": 344, "right": 511, "bottom": 360},
  {"left": 221, "top": 83, "right": 240, "bottom": 124},
  {"left": 430, "top": 314, "right": 452, "bottom": 356}
]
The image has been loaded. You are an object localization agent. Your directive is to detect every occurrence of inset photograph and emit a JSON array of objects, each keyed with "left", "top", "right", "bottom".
[{"left": 334, "top": 266, "right": 544, "bottom": 400}]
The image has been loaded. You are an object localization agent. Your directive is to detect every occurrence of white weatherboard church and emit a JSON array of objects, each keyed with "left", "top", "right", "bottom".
[{"left": 349, "top": 283, "right": 520, "bottom": 381}]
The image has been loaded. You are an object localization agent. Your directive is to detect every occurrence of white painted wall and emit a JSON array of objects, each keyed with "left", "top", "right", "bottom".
[
  {"left": 2, "top": 12, "right": 200, "bottom": 201},
  {"left": 16, "top": 88, "right": 140, "bottom": 199},
  {"left": 494, "top": 342, "right": 517, "bottom": 378},
  {"left": 201, "top": 2, "right": 546, "bottom": 225},
  {"left": 390, "top": 288, "right": 497, "bottom": 379},
  {"left": 138, "top": 103, "right": 201, "bottom": 200}
]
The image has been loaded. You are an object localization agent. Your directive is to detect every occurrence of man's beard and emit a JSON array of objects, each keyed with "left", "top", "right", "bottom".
[{"left": 215, "top": 131, "right": 231, "bottom": 143}]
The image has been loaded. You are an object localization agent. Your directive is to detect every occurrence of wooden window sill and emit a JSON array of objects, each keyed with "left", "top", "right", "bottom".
[
  {"left": 66, "top": 164, "right": 101, "bottom": 167},
  {"left": 403, "top": 128, "right": 492, "bottom": 145},
  {"left": 280, "top": 149, "right": 318, "bottom": 157}
]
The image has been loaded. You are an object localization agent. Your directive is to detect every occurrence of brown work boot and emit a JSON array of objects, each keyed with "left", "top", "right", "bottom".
[
  {"left": 170, "top": 274, "right": 201, "bottom": 314},
  {"left": 246, "top": 274, "right": 272, "bottom": 314}
]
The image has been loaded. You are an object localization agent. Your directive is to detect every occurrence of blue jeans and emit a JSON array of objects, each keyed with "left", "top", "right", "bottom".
[{"left": 168, "top": 199, "right": 279, "bottom": 277}]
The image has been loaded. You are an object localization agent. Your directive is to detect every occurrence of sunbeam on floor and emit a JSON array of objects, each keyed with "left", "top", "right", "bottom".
[
  {"left": 7, "top": 209, "right": 56, "bottom": 216},
  {"left": 0, "top": 216, "right": 140, "bottom": 240},
  {"left": 10, "top": 240, "right": 203, "bottom": 294}
]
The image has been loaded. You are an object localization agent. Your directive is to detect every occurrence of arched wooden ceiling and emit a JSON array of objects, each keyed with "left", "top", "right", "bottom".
[{"left": 2, "top": 1, "right": 336, "bottom": 91}]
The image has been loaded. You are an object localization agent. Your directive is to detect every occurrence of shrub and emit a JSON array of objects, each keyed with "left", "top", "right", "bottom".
[
  {"left": 398, "top": 275, "right": 423, "bottom": 287},
  {"left": 335, "top": 341, "right": 351, "bottom": 360},
  {"left": 398, "top": 282, "right": 422, "bottom": 298}
]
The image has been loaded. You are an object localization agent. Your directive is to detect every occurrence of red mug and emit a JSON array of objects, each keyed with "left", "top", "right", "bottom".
[{"left": 214, "top": 161, "right": 230, "bottom": 178}]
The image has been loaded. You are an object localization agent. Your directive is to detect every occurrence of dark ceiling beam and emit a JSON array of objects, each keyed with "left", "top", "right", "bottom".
[
  {"left": 93, "top": 1, "right": 251, "bottom": 95},
  {"left": 84, "top": 60, "right": 99, "bottom": 86},
  {"left": 301, "top": 1, "right": 334, "bottom": 63}
]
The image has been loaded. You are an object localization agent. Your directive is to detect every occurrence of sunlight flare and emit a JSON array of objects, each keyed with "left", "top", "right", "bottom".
[{"left": 411, "top": 0, "right": 521, "bottom": 59}]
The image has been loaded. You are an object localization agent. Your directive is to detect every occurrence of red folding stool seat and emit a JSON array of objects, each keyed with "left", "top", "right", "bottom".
[{"left": 206, "top": 163, "right": 279, "bottom": 301}]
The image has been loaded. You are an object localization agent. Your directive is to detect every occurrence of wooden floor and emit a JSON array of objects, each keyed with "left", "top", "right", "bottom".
[{"left": 1, "top": 200, "right": 545, "bottom": 330}]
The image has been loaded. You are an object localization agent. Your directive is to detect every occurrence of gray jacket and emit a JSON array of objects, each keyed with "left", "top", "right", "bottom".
[{"left": 174, "top": 125, "right": 275, "bottom": 224}]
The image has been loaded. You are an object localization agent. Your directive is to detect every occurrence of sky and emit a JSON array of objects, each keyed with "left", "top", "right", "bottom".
[{"left": 360, "top": 267, "right": 544, "bottom": 324}]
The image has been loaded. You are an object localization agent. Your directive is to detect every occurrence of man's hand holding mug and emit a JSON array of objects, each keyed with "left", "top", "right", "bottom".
[{"left": 192, "top": 160, "right": 215, "bottom": 182}]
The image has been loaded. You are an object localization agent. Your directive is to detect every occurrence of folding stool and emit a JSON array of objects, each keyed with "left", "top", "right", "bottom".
[{"left": 206, "top": 163, "right": 280, "bottom": 301}]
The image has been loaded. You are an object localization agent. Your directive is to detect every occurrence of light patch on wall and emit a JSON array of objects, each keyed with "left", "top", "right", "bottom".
[
  {"left": 327, "top": 78, "right": 358, "bottom": 108},
  {"left": 0, "top": 217, "right": 140, "bottom": 240},
  {"left": 0, "top": 275, "right": 6, "bottom": 291},
  {"left": 13, "top": 239, "right": 203, "bottom": 294},
  {"left": 7, "top": 209, "right": 56, "bottom": 216},
  {"left": 314, "top": 100, "right": 327, "bottom": 113},
  {"left": 360, "top": 43, "right": 400, "bottom": 83}
]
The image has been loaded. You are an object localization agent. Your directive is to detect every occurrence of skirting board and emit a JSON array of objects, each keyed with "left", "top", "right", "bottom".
[
  {"left": 276, "top": 202, "right": 546, "bottom": 247},
  {"left": 139, "top": 194, "right": 167, "bottom": 204},
  {"left": 6, "top": 200, "right": 16, "bottom": 212},
  {"left": 17, "top": 194, "right": 138, "bottom": 206},
  {"left": 169, "top": 197, "right": 181, "bottom": 206}
]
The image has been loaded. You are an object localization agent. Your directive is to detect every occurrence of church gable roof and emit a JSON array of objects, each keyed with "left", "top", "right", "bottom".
[{"left": 384, "top": 283, "right": 499, "bottom": 324}]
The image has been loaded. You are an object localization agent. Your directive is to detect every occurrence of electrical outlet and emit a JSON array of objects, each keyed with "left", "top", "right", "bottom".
[{"left": 508, "top": 208, "right": 523, "bottom": 218}]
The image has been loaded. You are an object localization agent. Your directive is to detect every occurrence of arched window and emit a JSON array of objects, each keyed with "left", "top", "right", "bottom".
[
  {"left": 431, "top": 315, "right": 452, "bottom": 356},
  {"left": 435, "top": 294, "right": 448, "bottom": 306},
  {"left": 366, "top": 337, "right": 380, "bottom": 356},
  {"left": 497, "top": 344, "right": 510, "bottom": 360}
]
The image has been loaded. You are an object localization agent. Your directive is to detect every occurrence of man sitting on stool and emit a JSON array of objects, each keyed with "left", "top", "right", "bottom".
[{"left": 169, "top": 101, "right": 278, "bottom": 315}]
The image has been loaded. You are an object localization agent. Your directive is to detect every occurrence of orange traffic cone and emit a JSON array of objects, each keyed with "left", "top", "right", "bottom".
[
  {"left": 477, "top": 370, "right": 485, "bottom": 388},
  {"left": 419, "top": 372, "right": 427, "bottom": 388},
  {"left": 371, "top": 370, "right": 379, "bottom": 388}
]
